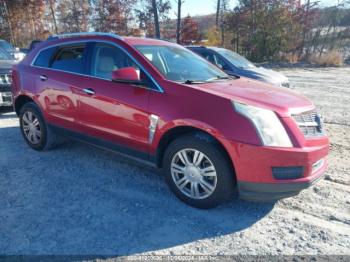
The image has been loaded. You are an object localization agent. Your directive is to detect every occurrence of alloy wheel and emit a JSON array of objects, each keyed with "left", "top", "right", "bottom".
[
  {"left": 22, "top": 111, "right": 42, "bottom": 145},
  {"left": 171, "top": 148, "right": 218, "bottom": 199}
]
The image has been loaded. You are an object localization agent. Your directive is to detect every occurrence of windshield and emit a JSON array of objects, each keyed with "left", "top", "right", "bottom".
[
  {"left": 0, "top": 48, "right": 12, "bottom": 60},
  {"left": 135, "top": 45, "right": 229, "bottom": 83},
  {"left": 0, "top": 40, "right": 14, "bottom": 53},
  {"left": 214, "top": 48, "right": 255, "bottom": 69}
]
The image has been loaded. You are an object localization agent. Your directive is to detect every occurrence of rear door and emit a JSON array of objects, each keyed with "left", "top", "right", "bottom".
[
  {"left": 76, "top": 42, "right": 152, "bottom": 155},
  {"left": 32, "top": 43, "right": 88, "bottom": 131}
]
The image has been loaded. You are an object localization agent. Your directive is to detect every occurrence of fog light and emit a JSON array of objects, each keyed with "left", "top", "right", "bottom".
[{"left": 272, "top": 166, "right": 304, "bottom": 180}]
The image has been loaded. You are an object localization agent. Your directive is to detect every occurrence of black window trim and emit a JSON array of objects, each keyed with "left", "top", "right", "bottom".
[{"left": 30, "top": 40, "right": 164, "bottom": 93}]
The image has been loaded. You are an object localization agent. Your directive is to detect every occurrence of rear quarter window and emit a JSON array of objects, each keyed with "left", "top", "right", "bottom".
[{"left": 33, "top": 47, "right": 57, "bottom": 68}]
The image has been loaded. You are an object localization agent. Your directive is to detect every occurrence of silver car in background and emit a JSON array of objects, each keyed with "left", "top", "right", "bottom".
[{"left": 187, "top": 46, "right": 290, "bottom": 88}]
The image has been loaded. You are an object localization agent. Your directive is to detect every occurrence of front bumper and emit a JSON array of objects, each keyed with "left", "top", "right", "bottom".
[
  {"left": 0, "top": 91, "right": 12, "bottom": 106},
  {"left": 238, "top": 160, "right": 326, "bottom": 201},
  {"left": 221, "top": 137, "right": 329, "bottom": 201}
]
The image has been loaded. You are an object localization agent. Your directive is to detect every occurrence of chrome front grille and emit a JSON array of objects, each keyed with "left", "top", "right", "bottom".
[
  {"left": 281, "top": 82, "right": 290, "bottom": 88},
  {"left": 292, "top": 110, "right": 324, "bottom": 137}
]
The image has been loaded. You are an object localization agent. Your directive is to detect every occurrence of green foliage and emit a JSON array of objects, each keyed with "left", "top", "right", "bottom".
[
  {"left": 225, "top": 0, "right": 304, "bottom": 61},
  {"left": 206, "top": 27, "right": 220, "bottom": 46},
  {"left": 224, "top": 0, "right": 349, "bottom": 62},
  {"left": 0, "top": 0, "right": 348, "bottom": 58}
]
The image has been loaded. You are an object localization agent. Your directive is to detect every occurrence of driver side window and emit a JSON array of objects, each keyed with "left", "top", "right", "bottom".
[{"left": 91, "top": 43, "right": 140, "bottom": 80}]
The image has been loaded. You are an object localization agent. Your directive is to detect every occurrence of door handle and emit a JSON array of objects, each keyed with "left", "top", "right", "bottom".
[
  {"left": 40, "top": 75, "right": 48, "bottom": 81},
  {"left": 83, "top": 88, "right": 95, "bottom": 95}
]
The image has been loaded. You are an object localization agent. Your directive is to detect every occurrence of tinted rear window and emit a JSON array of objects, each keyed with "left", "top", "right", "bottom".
[
  {"left": 51, "top": 45, "right": 86, "bottom": 74},
  {"left": 33, "top": 47, "right": 57, "bottom": 67},
  {"left": 33, "top": 44, "right": 86, "bottom": 74}
]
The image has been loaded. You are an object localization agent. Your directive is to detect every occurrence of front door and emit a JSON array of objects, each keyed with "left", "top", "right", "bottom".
[{"left": 76, "top": 42, "right": 152, "bottom": 156}]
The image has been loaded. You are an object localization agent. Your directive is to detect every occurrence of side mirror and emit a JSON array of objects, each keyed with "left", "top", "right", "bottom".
[{"left": 112, "top": 67, "right": 145, "bottom": 85}]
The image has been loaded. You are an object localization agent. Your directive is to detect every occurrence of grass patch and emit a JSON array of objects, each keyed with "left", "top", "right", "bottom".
[{"left": 309, "top": 51, "right": 344, "bottom": 66}]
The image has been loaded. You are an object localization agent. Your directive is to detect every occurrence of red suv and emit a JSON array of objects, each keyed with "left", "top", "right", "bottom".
[{"left": 11, "top": 33, "right": 329, "bottom": 208}]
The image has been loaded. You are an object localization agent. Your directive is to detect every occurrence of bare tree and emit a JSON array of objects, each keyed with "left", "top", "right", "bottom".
[
  {"left": 151, "top": 0, "right": 160, "bottom": 38},
  {"left": 57, "top": 0, "right": 90, "bottom": 33},
  {"left": 217, "top": 0, "right": 228, "bottom": 46},
  {"left": 216, "top": 0, "right": 220, "bottom": 28},
  {"left": 47, "top": 0, "right": 58, "bottom": 34},
  {"left": 1, "top": 0, "right": 15, "bottom": 44},
  {"left": 136, "top": 0, "right": 171, "bottom": 38},
  {"left": 176, "top": 0, "right": 184, "bottom": 43},
  {"left": 72, "top": 0, "right": 81, "bottom": 32}
]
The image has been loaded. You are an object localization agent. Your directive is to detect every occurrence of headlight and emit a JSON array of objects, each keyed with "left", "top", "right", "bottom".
[{"left": 233, "top": 102, "right": 293, "bottom": 147}]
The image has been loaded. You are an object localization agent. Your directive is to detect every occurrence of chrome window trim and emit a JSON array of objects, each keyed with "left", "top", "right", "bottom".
[{"left": 30, "top": 39, "right": 164, "bottom": 93}]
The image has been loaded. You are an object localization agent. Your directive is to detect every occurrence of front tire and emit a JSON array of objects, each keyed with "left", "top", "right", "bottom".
[
  {"left": 163, "top": 134, "right": 235, "bottom": 209},
  {"left": 19, "top": 102, "right": 61, "bottom": 151}
]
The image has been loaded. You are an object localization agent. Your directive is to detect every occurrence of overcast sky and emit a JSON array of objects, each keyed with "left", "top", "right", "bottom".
[{"left": 169, "top": 0, "right": 340, "bottom": 18}]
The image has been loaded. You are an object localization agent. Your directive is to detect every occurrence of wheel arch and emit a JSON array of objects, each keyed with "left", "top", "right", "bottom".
[
  {"left": 155, "top": 124, "right": 236, "bottom": 178},
  {"left": 14, "top": 95, "right": 36, "bottom": 116}
]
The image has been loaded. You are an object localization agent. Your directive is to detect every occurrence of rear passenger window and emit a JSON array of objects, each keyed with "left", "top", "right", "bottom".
[
  {"left": 50, "top": 45, "right": 86, "bottom": 74},
  {"left": 33, "top": 47, "right": 57, "bottom": 68}
]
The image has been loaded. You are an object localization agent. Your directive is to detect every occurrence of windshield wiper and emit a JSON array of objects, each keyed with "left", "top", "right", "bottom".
[
  {"left": 206, "top": 76, "right": 232, "bottom": 82},
  {"left": 215, "top": 76, "right": 231, "bottom": 80},
  {"left": 183, "top": 76, "right": 232, "bottom": 84},
  {"left": 183, "top": 80, "right": 207, "bottom": 84}
]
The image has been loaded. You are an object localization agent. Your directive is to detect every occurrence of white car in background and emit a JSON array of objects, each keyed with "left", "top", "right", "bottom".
[{"left": 0, "top": 39, "right": 26, "bottom": 61}]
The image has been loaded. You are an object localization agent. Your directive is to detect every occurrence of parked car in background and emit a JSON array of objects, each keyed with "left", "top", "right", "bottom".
[
  {"left": 0, "top": 48, "right": 17, "bottom": 107},
  {"left": 0, "top": 39, "right": 26, "bottom": 61},
  {"left": 187, "top": 46, "right": 290, "bottom": 88},
  {"left": 11, "top": 33, "right": 328, "bottom": 208}
]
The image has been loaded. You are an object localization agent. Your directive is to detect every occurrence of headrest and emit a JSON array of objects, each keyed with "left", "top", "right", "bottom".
[
  {"left": 98, "top": 56, "right": 115, "bottom": 72},
  {"left": 60, "top": 52, "right": 76, "bottom": 60}
]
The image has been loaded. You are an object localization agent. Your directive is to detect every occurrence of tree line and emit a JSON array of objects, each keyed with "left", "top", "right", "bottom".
[
  {"left": 220, "top": 0, "right": 350, "bottom": 62},
  {"left": 0, "top": 0, "right": 349, "bottom": 62}
]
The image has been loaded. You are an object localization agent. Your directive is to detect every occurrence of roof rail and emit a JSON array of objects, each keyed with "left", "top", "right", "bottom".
[{"left": 47, "top": 32, "right": 123, "bottom": 41}]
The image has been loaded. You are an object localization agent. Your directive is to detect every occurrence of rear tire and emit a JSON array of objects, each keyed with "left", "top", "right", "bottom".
[
  {"left": 163, "top": 133, "right": 235, "bottom": 209},
  {"left": 19, "top": 102, "right": 63, "bottom": 151}
]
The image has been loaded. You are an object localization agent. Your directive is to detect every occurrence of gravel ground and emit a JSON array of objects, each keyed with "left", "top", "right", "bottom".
[{"left": 0, "top": 67, "right": 349, "bottom": 257}]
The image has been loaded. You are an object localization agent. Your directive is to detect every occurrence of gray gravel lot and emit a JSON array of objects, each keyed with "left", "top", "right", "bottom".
[{"left": 0, "top": 67, "right": 349, "bottom": 257}]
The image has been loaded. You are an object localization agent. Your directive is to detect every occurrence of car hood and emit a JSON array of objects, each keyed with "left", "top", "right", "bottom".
[
  {"left": 193, "top": 78, "right": 313, "bottom": 117},
  {"left": 239, "top": 66, "right": 288, "bottom": 85},
  {"left": 0, "top": 60, "right": 17, "bottom": 71}
]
